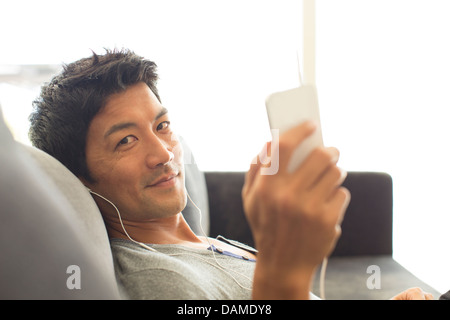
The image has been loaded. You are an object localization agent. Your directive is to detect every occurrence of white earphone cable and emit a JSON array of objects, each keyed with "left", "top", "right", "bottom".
[
  {"left": 87, "top": 188, "right": 157, "bottom": 252},
  {"left": 88, "top": 187, "right": 326, "bottom": 297},
  {"left": 88, "top": 188, "right": 252, "bottom": 290}
]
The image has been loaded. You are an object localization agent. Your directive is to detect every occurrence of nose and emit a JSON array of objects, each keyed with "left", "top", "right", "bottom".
[
  {"left": 165, "top": 150, "right": 175, "bottom": 164},
  {"left": 145, "top": 136, "right": 175, "bottom": 168}
]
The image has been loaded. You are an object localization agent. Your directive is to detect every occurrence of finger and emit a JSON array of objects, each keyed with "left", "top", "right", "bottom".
[
  {"left": 335, "top": 224, "right": 342, "bottom": 238},
  {"left": 291, "top": 147, "right": 340, "bottom": 191},
  {"left": 243, "top": 158, "right": 260, "bottom": 197},
  {"left": 326, "top": 187, "right": 351, "bottom": 226},
  {"left": 275, "top": 121, "right": 318, "bottom": 172},
  {"left": 396, "top": 287, "right": 431, "bottom": 300},
  {"left": 258, "top": 141, "right": 274, "bottom": 169},
  {"left": 312, "top": 165, "right": 347, "bottom": 202}
]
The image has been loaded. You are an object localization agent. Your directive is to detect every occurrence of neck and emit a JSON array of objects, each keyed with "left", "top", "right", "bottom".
[{"left": 104, "top": 212, "right": 203, "bottom": 245}]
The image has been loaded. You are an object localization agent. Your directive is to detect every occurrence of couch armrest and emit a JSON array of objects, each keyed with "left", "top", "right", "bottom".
[
  {"left": 205, "top": 171, "right": 393, "bottom": 257},
  {"left": 333, "top": 171, "right": 393, "bottom": 256},
  {"left": 205, "top": 172, "right": 254, "bottom": 247}
]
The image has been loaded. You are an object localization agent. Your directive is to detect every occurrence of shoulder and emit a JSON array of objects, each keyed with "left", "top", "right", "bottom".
[
  {"left": 110, "top": 239, "right": 218, "bottom": 299},
  {"left": 117, "top": 267, "right": 213, "bottom": 299},
  {"left": 110, "top": 239, "right": 198, "bottom": 275}
]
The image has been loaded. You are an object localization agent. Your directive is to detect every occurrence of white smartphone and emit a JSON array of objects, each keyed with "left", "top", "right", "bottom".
[{"left": 265, "top": 84, "right": 323, "bottom": 172}]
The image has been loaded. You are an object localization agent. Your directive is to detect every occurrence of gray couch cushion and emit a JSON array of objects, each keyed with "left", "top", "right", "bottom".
[
  {"left": 180, "top": 137, "right": 210, "bottom": 236},
  {"left": 23, "top": 144, "right": 115, "bottom": 276},
  {"left": 0, "top": 107, "right": 120, "bottom": 299},
  {"left": 311, "top": 256, "right": 441, "bottom": 300}
]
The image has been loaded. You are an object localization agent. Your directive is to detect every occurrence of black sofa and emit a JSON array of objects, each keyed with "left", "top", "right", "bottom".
[{"left": 205, "top": 171, "right": 442, "bottom": 299}]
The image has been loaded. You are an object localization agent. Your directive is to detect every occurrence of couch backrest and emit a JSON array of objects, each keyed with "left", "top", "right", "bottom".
[
  {"left": 0, "top": 109, "right": 120, "bottom": 299},
  {"left": 333, "top": 171, "right": 393, "bottom": 256},
  {"left": 205, "top": 171, "right": 394, "bottom": 257},
  {"left": 23, "top": 144, "right": 118, "bottom": 278},
  {"left": 179, "top": 137, "right": 210, "bottom": 236}
]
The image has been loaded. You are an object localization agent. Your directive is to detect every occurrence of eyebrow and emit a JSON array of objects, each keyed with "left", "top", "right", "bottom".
[{"left": 103, "top": 107, "right": 169, "bottom": 139}]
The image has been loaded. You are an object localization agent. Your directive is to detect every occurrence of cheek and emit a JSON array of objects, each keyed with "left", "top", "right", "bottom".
[
  {"left": 106, "top": 161, "right": 140, "bottom": 188},
  {"left": 88, "top": 154, "right": 140, "bottom": 196}
]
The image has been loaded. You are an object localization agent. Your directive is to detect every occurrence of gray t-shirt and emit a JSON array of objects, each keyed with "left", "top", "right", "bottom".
[{"left": 110, "top": 237, "right": 257, "bottom": 300}]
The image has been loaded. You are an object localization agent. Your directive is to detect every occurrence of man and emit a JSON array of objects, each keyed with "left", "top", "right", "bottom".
[{"left": 28, "top": 49, "right": 431, "bottom": 300}]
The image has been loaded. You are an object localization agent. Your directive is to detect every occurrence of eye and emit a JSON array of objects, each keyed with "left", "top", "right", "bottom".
[
  {"left": 157, "top": 121, "right": 171, "bottom": 131},
  {"left": 116, "top": 135, "right": 138, "bottom": 148}
]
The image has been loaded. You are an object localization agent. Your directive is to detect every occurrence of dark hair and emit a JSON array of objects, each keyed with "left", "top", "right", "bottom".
[{"left": 29, "top": 48, "right": 160, "bottom": 182}]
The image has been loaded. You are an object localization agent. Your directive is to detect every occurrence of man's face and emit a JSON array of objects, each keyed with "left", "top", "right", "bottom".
[{"left": 82, "top": 82, "right": 187, "bottom": 221}]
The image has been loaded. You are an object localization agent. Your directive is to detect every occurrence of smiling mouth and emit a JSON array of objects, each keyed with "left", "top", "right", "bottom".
[{"left": 147, "top": 172, "right": 179, "bottom": 188}]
